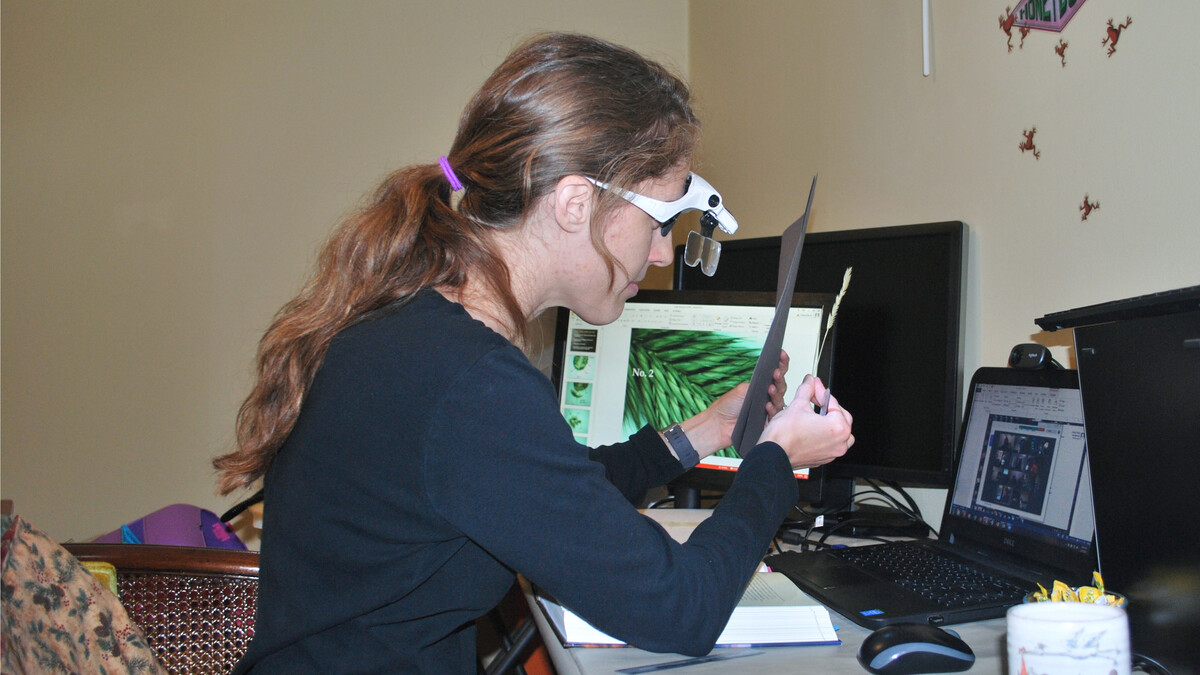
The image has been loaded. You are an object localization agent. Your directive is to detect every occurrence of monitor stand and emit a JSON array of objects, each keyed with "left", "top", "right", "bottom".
[
  {"left": 667, "top": 468, "right": 832, "bottom": 510},
  {"left": 670, "top": 485, "right": 705, "bottom": 509}
]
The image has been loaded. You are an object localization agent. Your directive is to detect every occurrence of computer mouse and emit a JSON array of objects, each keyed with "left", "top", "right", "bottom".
[{"left": 857, "top": 622, "right": 975, "bottom": 675}]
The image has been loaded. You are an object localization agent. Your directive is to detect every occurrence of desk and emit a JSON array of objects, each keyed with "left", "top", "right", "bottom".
[
  {"left": 525, "top": 588, "right": 1007, "bottom": 675},
  {"left": 521, "top": 510, "right": 1141, "bottom": 675}
]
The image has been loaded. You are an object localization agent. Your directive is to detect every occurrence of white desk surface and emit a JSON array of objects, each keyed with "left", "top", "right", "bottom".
[
  {"left": 521, "top": 509, "right": 1016, "bottom": 675},
  {"left": 527, "top": 600, "right": 1007, "bottom": 675}
]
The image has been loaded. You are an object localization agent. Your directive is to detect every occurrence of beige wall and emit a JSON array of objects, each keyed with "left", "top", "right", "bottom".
[
  {"left": 689, "top": 0, "right": 1199, "bottom": 523},
  {"left": 691, "top": 0, "right": 1199, "bottom": 367},
  {"left": 4, "top": 1, "right": 1198, "bottom": 543},
  {"left": 1, "top": 0, "right": 689, "bottom": 542}
]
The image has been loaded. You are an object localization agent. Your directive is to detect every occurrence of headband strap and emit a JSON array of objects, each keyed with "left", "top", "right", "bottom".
[{"left": 438, "top": 156, "right": 464, "bottom": 191}]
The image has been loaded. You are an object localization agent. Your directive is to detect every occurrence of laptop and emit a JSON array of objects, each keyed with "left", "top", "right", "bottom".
[{"left": 766, "top": 366, "right": 1097, "bottom": 628}]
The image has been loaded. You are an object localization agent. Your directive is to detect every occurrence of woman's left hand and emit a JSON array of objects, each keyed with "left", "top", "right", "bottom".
[{"left": 765, "top": 349, "right": 790, "bottom": 419}]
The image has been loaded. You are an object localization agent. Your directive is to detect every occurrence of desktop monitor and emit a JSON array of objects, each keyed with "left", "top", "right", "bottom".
[
  {"left": 551, "top": 289, "right": 834, "bottom": 505},
  {"left": 675, "top": 221, "right": 968, "bottom": 511}
]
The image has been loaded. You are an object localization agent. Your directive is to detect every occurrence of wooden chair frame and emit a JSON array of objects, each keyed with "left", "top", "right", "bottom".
[{"left": 64, "top": 543, "right": 260, "bottom": 675}]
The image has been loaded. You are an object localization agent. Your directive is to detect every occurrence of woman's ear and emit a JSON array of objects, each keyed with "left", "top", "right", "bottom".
[{"left": 551, "top": 175, "right": 595, "bottom": 234}]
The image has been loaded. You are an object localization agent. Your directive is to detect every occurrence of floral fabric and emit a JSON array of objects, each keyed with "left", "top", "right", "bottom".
[{"left": 1, "top": 516, "right": 165, "bottom": 674}]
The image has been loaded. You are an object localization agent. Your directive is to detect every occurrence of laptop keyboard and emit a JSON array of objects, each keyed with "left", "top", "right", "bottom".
[{"left": 831, "top": 542, "right": 1031, "bottom": 607}]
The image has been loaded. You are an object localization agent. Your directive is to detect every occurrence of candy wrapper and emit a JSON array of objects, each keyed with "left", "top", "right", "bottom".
[{"left": 1027, "top": 571, "right": 1126, "bottom": 606}]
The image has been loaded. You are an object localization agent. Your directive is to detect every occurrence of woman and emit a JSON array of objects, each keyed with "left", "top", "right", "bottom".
[{"left": 214, "top": 32, "right": 853, "bottom": 673}]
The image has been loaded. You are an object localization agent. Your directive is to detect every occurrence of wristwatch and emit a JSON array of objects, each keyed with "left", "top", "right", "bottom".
[{"left": 662, "top": 424, "right": 699, "bottom": 470}]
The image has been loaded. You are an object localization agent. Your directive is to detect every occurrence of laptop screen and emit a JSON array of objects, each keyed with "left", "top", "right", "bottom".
[
  {"left": 943, "top": 368, "right": 1095, "bottom": 572},
  {"left": 552, "top": 290, "right": 830, "bottom": 479}
]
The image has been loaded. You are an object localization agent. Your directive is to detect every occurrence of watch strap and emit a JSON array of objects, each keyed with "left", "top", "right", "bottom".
[{"left": 663, "top": 423, "right": 699, "bottom": 470}]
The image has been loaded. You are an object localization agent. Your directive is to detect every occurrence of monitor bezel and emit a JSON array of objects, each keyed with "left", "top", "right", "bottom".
[{"left": 674, "top": 221, "right": 968, "bottom": 493}]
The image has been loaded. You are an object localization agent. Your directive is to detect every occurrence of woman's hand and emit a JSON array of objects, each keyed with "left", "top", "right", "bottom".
[
  {"left": 673, "top": 350, "right": 791, "bottom": 459},
  {"left": 765, "top": 349, "right": 790, "bottom": 419},
  {"left": 758, "top": 374, "right": 854, "bottom": 469}
]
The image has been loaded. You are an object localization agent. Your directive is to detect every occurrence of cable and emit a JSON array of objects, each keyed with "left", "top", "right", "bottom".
[
  {"left": 1131, "top": 654, "right": 1175, "bottom": 675},
  {"left": 814, "top": 517, "right": 895, "bottom": 547},
  {"left": 849, "top": 480, "right": 940, "bottom": 539},
  {"left": 777, "top": 510, "right": 827, "bottom": 551},
  {"left": 860, "top": 479, "right": 919, "bottom": 519},
  {"left": 880, "top": 480, "right": 923, "bottom": 520},
  {"left": 218, "top": 488, "right": 264, "bottom": 523}
]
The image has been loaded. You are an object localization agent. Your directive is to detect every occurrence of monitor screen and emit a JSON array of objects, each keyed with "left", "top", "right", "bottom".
[
  {"left": 675, "top": 221, "right": 968, "bottom": 505},
  {"left": 551, "top": 289, "right": 832, "bottom": 502}
]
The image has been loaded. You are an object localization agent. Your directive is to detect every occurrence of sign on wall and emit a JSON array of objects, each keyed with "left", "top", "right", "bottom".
[{"left": 1009, "top": 0, "right": 1087, "bottom": 33}]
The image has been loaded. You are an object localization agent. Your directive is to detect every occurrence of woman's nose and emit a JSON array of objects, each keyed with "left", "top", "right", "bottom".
[{"left": 648, "top": 229, "right": 674, "bottom": 266}]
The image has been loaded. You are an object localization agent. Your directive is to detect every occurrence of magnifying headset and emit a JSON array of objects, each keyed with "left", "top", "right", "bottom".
[{"left": 586, "top": 172, "right": 738, "bottom": 276}]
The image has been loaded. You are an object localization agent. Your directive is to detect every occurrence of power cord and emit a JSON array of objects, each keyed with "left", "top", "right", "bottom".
[
  {"left": 646, "top": 495, "right": 675, "bottom": 509},
  {"left": 787, "top": 481, "right": 938, "bottom": 542},
  {"left": 1132, "top": 654, "right": 1175, "bottom": 675}
]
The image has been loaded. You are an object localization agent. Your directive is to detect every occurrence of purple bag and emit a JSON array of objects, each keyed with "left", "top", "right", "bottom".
[{"left": 93, "top": 503, "right": 247, "bottom": 549}]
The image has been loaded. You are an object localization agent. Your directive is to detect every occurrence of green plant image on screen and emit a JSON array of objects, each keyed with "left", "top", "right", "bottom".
[
  {"left": 570, "top": 354, "right": 595, "bottom": 380},
  {"left": 563, "top": 408, "right": 590, "bottom": 434},
  {"left": 565, "top": 381, "right": 593, "bottom": 406},
  {"left": 623, "top": 329, "right": 763, "bottom": 459}
]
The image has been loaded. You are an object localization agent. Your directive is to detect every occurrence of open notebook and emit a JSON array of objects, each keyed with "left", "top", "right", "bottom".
[
  {"left": 535, "top": 572, "right": 838, "bottom": 648},
  {"left": 767, "top": 366, "right": 1097, "bottom": 628},
  {"left": 533, "top": 509, "right": 839, "bottom": 648}
]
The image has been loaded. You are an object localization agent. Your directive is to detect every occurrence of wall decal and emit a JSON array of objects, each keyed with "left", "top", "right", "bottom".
[
  {"left": 1010, "top": 0, "right": 1089, "bottom": 32},
  {"left": 999, "top": 8, "right": 1031, "bottom": 51},
  {"left": 1001, "top": 1, "right": 1090, "bottom": 60},
  {"left": 1019, "top": 127, "right": 1041, "bottom": 160},
  {"left": 1080, "top": 194, "right": 1100, "bottom": 221},
  {"left": 1055, "top": 39, "right": 1069, "bottom": 67},
  {"left": 1102, "top": 16, "right": 1132, "bottom": 57}
]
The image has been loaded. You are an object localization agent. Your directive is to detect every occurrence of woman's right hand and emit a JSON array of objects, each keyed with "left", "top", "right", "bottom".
[{"left": 757, "top": 375, "right": 854, "bottom": 469}]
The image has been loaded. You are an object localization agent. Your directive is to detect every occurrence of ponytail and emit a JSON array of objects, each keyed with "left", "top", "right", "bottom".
[
  {"left": 214, "top": 164, "right": 526, "bottom": 495},
  {"left": 214, "top": 32, "right": 698, "bottom": 495}
]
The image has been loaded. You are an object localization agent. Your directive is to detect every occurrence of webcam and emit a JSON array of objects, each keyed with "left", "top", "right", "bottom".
[{"left": 1008, "top": 343, "right": 1061, "bottom": 370}]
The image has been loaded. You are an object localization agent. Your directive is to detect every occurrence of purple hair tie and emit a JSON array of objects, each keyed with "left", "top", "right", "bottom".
[{"left": 439, "top": 156, "right": 464, "bottom": 191}]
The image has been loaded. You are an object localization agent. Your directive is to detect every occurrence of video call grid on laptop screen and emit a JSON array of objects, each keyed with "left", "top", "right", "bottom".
[
  {"left": 947, "top": 381, "right": 1093, "bottom": 555},
  {"left": 556, "top": 293, "right": 826, "bottom": 479}
]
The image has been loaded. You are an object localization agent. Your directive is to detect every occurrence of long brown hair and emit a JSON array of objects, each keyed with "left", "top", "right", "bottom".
[{"left": 214, "top": 33, "right": 699, "bottom": 496}]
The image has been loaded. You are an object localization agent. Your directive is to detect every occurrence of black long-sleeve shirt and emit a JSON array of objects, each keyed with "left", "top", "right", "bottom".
[{"left": 235, "top": 289, "right": 798, "bottom": 673}]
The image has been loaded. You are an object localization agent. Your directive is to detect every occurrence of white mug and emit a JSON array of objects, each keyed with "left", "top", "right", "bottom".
[{"left": 1006, "top": 602, "right": 1131, "bottom": 675}]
